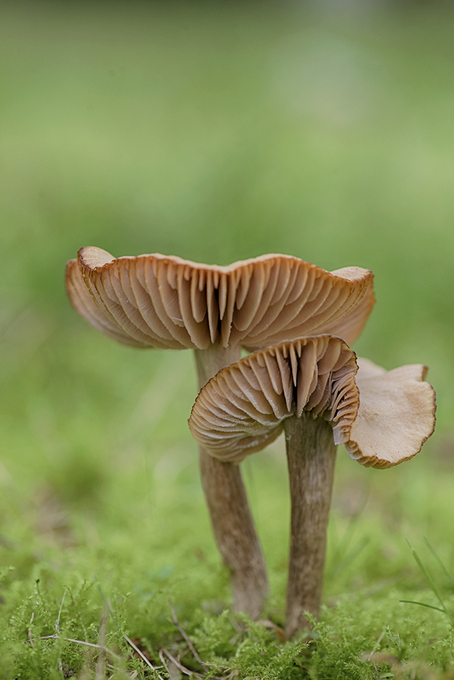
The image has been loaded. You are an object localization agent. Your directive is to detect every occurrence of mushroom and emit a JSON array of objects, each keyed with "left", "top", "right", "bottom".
[
  {"left": 66, "top": 246, "right": 375, "bottom": 618},
  {"left": 188, "top": 337, "right": 436, "bottom": 637}
]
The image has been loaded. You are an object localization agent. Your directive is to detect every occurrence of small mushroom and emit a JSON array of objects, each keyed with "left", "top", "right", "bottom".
[
  {"left": 66, "top": 247, "right": 375, "bottom": 618},
  {"left": 188, "top": 337, "right": 436, "bottom": 637}
]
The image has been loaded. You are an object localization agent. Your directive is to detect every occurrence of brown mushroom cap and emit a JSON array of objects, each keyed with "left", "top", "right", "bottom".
[
  {"left": 345, "top": 358, "right": 436, "bottom": 469},
  {"left": 188, "top": 336, "right": 359, "bottom": 463},
  {"left": 66, "top": 247, "right": 375, "bottom": 351}
]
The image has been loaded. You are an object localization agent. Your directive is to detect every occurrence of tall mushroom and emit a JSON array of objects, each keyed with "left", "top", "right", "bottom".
[
  {"left": 188, "top": 337, "right": 436, "bottom": 637},
  {"left": 66, "top": 246, "right": 375, "bottom": 618}
]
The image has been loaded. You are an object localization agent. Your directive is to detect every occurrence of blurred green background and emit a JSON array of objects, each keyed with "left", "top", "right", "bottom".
[{"left": 1, "top": 0, "right": 454, "bottom": 674}]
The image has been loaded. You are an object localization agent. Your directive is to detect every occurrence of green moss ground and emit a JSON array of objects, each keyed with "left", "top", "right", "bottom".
[{"left": 1, "top": 2, "right": 454, "bottom": 677}]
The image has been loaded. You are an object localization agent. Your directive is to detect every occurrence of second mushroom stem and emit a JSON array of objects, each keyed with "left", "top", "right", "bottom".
[
  {"left": 284, "top": 413, "right": 337, "bottom": 639},
  {"left": 194, "top": 345, "right": 269, "bottom": 620}
]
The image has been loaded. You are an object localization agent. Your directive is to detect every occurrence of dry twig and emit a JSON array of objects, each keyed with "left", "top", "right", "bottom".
[
  {"left": 168, "top": 599, "right": 207, "bottom": 670},
  {"left": 37, "top": 634, "right": 122, "bottom": 661},
  {"left": 161, "top": 647, "right": 203, "bottom": 679},
  {"left": 125, "top": 635, "right": 165, "bottom": 679}
]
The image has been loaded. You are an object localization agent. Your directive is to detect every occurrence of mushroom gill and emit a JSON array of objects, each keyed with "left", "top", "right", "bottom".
[
  {"left": 189, "top": 336, "right": 359, "bottom": 462},
  {"left": 66, "top": 247, "right": 375, "bottom": 351}
]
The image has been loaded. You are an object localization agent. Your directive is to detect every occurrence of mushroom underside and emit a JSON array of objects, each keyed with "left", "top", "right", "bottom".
[
  {"left": 189, "top": 336, "right": 359, "bottom": 462},
  {"left": 66, "top": 247, "right": 375, "bottom": 351}
]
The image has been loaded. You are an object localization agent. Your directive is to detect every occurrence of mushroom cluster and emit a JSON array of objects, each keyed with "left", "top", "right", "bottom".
[{"left": 66, "top": 246, "right": 435, "bottom": 635}]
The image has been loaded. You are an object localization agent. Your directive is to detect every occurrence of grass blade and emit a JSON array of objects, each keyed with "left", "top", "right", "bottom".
[
  {"left": 399, "top": 600, "right": 447, "bottom": 614},
  {"left": 423, "top": 537, "right": 454, "bottom": 588},
  {"left": 405, "top": 539, "right": 454, "bottom": 623}
]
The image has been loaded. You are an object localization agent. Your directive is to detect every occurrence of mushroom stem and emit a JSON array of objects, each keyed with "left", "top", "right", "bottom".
[
  {"left": 194, "top": 344, "right": 269, "bottom": 620},
  {"left": 194, "top": 344, "right": 241, "bottom": 388},
  {"left": 284, "top": 414, "right": 337, "bottom": 638}
]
